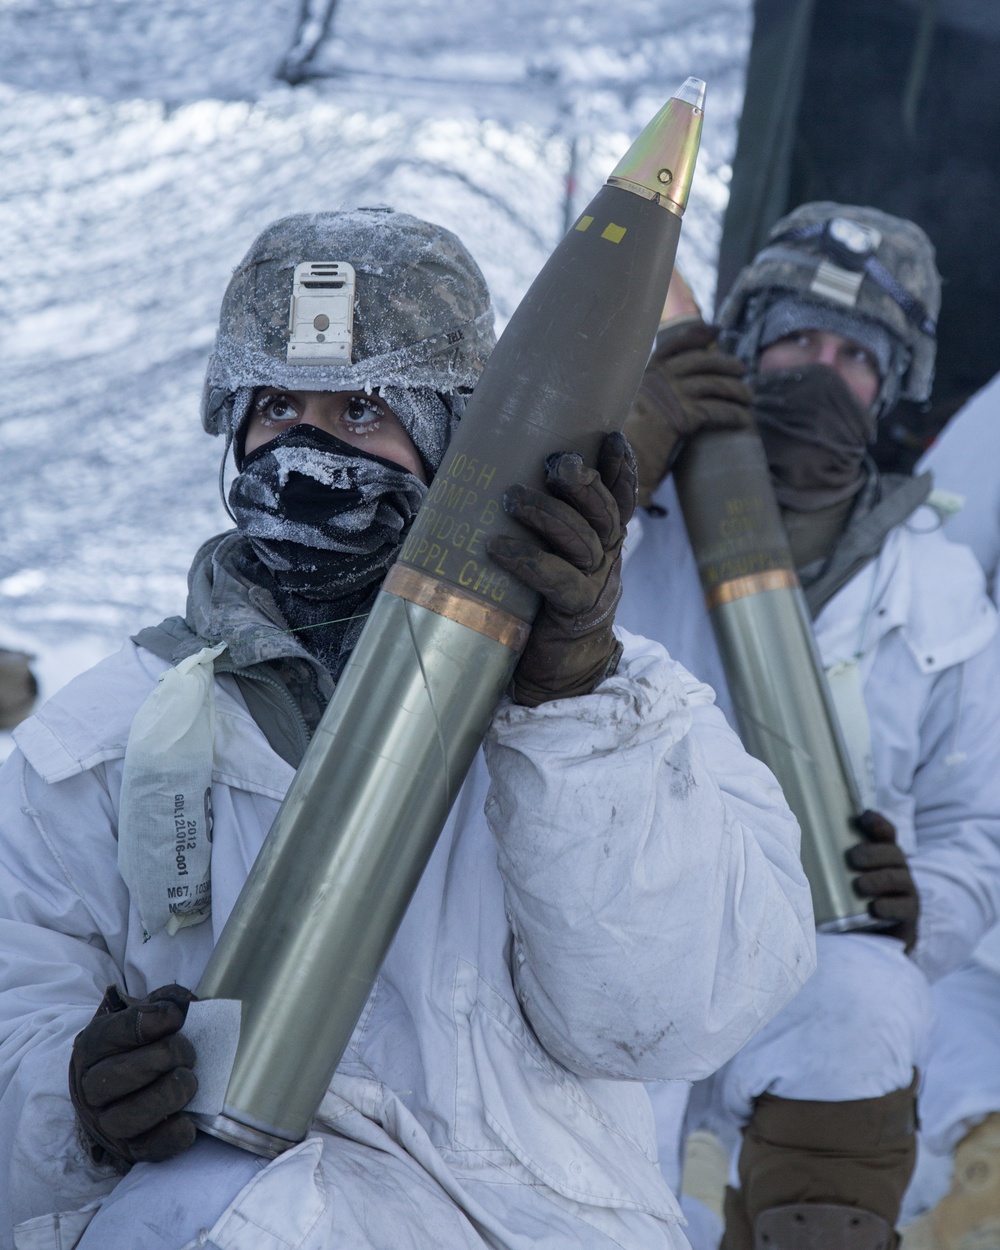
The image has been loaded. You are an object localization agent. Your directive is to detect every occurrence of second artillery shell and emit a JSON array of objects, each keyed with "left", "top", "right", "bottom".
[{"left": 675, "top": 427, "right": 875, "bottom": 931}]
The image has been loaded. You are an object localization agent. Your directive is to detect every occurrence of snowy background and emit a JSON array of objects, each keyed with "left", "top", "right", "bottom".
[{"left": 0, "top": 0, "right": 751, "bottom": 730}]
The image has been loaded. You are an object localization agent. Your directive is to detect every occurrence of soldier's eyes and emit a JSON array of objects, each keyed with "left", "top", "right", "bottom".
[
  {"left": 255, "top": 394, "right": 300, "bottom": 425},
  {"left": 341, "top": 397, "right": 383, "bottom": 430}
]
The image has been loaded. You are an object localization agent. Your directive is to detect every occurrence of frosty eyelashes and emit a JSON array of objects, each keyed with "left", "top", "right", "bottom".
[
  {"left": 341, "top": 396, "right": 384, "bottom": 431},
  {"left": 252, "top": 391, "right": 385, "bottom": 434},
  {"left": 253, "top": 392, "right": 300, "bottom": 425}
]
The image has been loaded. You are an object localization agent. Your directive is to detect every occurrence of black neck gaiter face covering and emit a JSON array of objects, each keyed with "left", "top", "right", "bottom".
[
  {"left": 753, "top": 364, "right": 878, "bottom": 512},
  {"left": 228, "top": 425, "right": 428, "bottom": 678}
]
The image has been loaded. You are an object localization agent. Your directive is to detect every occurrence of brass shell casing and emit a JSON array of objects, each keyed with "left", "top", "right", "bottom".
[
  {"left": 383, "top": 565, "right": 531, "bottom": 650},
  {"left": 704, "top": 568, "right": 799, "bottom": 610},
  {"left": 197, "top": 589, "right": 521, "bottom": 1152}
]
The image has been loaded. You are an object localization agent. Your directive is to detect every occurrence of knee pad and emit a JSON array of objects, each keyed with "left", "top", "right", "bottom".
[
  {"left": 754, "top": 1202, "right": 894, "bottom": 1249},
  {"left": 723, "top": 1078, "right": 918, "bottom": 1248}
]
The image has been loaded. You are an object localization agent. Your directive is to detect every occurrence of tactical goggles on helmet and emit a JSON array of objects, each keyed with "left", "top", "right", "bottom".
[{"left": 766, "top": 217, "right": 937, "bottom": 340}]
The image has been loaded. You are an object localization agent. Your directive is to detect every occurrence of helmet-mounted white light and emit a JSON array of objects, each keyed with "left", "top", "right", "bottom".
[
  {"left": 809, "top": 221, "right": 883, "bottom": 309},
  {"left": 826, "top": 218, "right": 882, "bottom": 266},
  {"left": 287, "top": 262, "right": 356, "bottom": 365}
]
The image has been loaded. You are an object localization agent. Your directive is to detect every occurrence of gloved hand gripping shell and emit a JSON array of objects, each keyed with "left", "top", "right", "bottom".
[
  {"left": 69, "top": 983, "right": 198, "bottom": 1172},
  {"left": 847, "top": 809, "right": 920, "bottom": 953},
  {"left": 623, "top": 320, "right": 755, "bottom": 508},
  {"left": 488, "top": 433, "right": 637, "bottom": 707}
]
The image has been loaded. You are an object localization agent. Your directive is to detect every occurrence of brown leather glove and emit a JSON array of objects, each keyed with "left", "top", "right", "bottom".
[
  {"left": 487, "top": 432, "right": 636, "bottom": 707},
  {"left": 846, "top": 810, "right": 920, "bottom": 954},
  {"left": 624, "top": 320, "right": 755, "bottom": 507},
  {"left": 69, "top": 983, "right": 198, "bottom": 1172}
]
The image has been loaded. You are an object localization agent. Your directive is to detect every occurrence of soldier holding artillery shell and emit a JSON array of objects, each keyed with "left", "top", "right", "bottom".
[
  {"left": 620, "top": 204, "right": 1000, "bottom": 1250},
  {"left": 0, "top": 201, "right": 817, "bottom": 1250}
]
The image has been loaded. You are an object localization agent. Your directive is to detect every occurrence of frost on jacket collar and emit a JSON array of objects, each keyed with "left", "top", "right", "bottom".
[
  {"left": 133, "top": 530, "right": 336, "bottom": 763},
  {"left": 137, "top": 532, "right": 328, "bottom": 678}
]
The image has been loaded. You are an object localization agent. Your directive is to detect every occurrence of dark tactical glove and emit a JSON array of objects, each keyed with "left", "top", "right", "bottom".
[
  {"left": 488, "top": 432, "right": 636, "bottom": 707},
  {"left": 846, "top": 810, "right": 920, "bottom": 954},
  {"left": 69, "top": 983, "right": 198, "bottom": 1171},
  {"left": 623, "top": 320, "right": 755, "bottom": 508}
]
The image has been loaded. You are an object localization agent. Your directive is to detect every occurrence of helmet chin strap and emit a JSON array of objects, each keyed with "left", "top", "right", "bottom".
[
  {"left": 218, "top": 384, "right": 259, "bottom": 524},
  {"left": 873, "top": 342, "right": 912, "bottom": 422},
  {"left": 219, "top": 427, "right": 237, "bottom": 524}
]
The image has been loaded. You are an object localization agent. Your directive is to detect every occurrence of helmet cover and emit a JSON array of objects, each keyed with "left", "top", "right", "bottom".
[
  {"left": 718, "top": 202, "right": 941, "bottom": 408},
  {"left": 201, "top": 208, "right": 496, "bottom": 465}
]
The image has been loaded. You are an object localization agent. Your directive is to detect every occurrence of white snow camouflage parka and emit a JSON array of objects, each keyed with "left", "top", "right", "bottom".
[{"left": 0, "top": 533, "right": 816, "bottom": 1250}]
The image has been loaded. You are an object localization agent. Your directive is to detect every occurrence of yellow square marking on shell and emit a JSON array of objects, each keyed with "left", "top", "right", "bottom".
[
  {"left": 575, "top": 215, "right": 594, "bottom": 232},
  {"left": 601, "top": 223, "right": 627, "bottom": 243}
]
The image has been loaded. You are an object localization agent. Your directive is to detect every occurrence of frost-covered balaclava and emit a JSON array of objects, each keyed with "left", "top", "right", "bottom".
[{"left": 201, "top": 209, "right": 495, "bottom": 675}]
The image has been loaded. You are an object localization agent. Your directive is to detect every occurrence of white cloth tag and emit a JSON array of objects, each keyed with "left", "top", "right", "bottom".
[
  {"left": 825, "top": 658, "right": 877, "bottom": 810},
  {"left": 118, "top": 644, "right": 226, "bottom": 939},
  {"left": 182, "top": 998, "right": 242, "bottom": 1115}
]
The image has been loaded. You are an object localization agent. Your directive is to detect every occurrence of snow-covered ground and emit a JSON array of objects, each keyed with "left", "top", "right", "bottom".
[{"left": 0, "top": 0, "right": 750, "bottom": 736}]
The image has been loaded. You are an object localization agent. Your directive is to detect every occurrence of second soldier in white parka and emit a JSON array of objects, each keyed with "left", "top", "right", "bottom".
[{"left": 620, "top": 203, "right": 1000, "bottom": 1250}]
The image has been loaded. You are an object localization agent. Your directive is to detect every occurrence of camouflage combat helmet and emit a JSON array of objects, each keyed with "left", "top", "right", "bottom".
[
  {"left": 201, "top": 208, "right": 496, "bottom": 443},
  {"left": 718, "top": 202, "right": 941, "bottom": 412}
]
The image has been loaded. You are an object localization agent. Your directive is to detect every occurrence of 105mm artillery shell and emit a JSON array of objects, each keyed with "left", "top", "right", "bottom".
[
  {"left": 195, "top": 78, "right": 705, "bottom": 1157},
  {"left": 674, "top": 427, "right": 875, "bottom": 932}
]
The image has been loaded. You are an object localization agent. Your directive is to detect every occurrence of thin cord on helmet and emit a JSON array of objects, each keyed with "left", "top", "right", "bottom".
[{"left": 219, "top": 427, "right": 237, "bottom": 524}]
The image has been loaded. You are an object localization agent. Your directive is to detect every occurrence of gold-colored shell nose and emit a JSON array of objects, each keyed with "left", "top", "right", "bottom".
[{"left": 607, "top": 77, "right": 706, "bottom": 217}]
